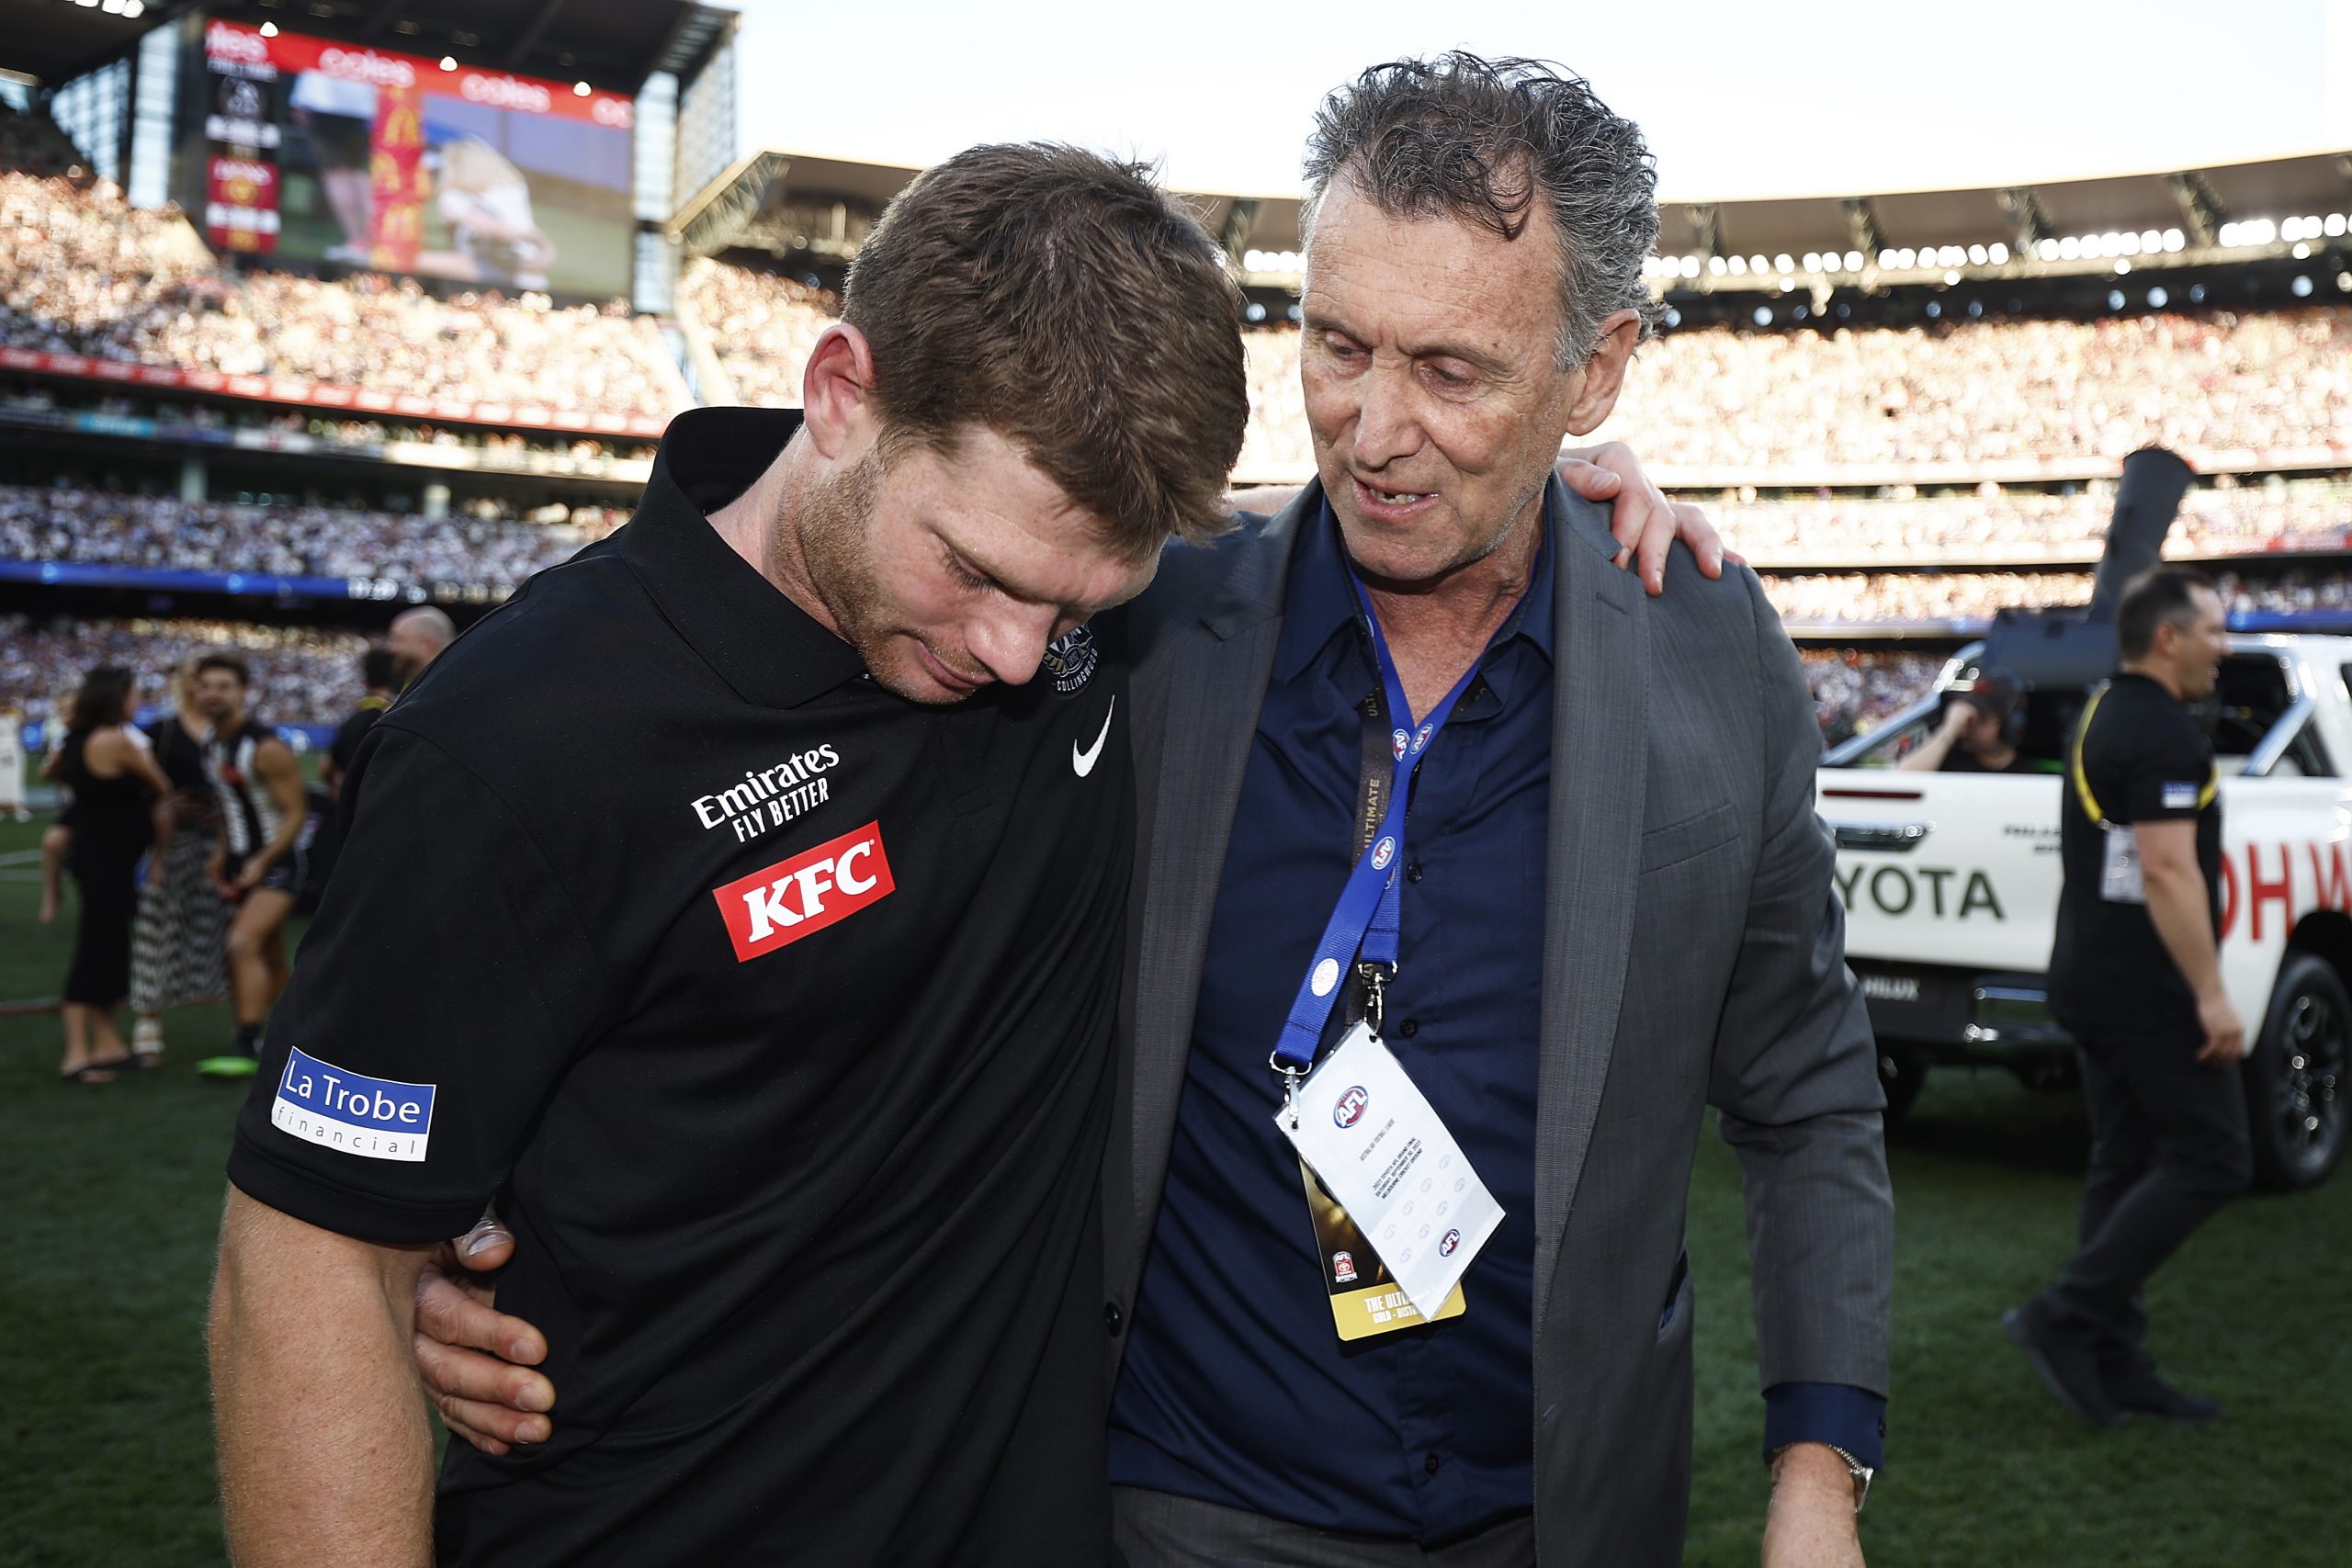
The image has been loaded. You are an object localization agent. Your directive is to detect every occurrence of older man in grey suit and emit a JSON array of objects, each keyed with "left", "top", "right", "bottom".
[{"left": 1100, "top": 57, "right": 1890, "bottom": 1567}]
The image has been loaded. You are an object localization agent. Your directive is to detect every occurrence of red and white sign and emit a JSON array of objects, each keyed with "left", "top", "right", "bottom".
[
  {"left": 206, "top": 155, "right": 280, "bottom": 254},
  {"left": 712, "top": 823, "right": 897, "bottom": 964},
  {"left": 204, "top": 20, "right": 633, "bottom": 129}
]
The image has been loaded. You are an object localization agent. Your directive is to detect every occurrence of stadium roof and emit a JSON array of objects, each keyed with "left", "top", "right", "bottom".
[
  {"left": 6, "top": 0, "right": 189, "bottom": 89},
  {"left": 6, "top": 0, "right": 735, "bottom": 97},
  {"left": 677, "top": 143, "right": 2352, "bottom": 296}
]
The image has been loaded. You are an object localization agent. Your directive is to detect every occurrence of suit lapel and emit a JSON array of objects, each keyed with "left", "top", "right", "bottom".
[
  {"left": 1532, "top": 479, "right": 1648, "bottom": 1332},
  {"left": 1124, "top": 491, "right": 1312, "bottom": 1259}
]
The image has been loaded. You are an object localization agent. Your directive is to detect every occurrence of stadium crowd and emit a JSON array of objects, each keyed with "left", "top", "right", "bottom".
[
  {"left": 0, "top": 100, "right": 84, "bottom": 180},
  {"left": 1, "top": 614, "right": 366, "bottom": 731},
  {"left": 1800, "top": 649, "right": 1944, "bottom": 744},
  {"left": 0, "top": 382, "right": 658, "bottom": 467},
  {"left": 650, "top": 259, "right": 2352, "bottom": 482},
  {"left": 680, "top": 259, "right": 838, "bottom": 408},
  {"left": 1609, "top": 309, "right": 2352, "bottom": 469},
  {"left": 1763, "top": 565, "right": 2352, "bottom": 625},
  {"left": 1724, "top": 479, "right": 2352, "bottom": 562},
  {"left": 0, "top": 174, "right": 689, "bottom": 423},
  {"left": 0, "top": 485, "right": 615, "bottom": 586}
]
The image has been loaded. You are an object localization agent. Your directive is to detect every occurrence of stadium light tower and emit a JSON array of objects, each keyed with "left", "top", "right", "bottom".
[
  {"left": 1996, "top": 186, "right": 2053, "bottom": 254},
  {"left": 1687, "top": 202, "right": 1724, "bottom": 292},
  {"left": 2165, "top": 171, "right": 2229, "bottom": 248},
  {"left": 1842, "top": 197, "right": 1885, "bottom": 272}
]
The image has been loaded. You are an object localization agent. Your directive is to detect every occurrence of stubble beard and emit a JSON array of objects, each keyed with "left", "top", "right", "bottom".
[{"left": 787, "top": 447, "right": 962, "bottom": 705}]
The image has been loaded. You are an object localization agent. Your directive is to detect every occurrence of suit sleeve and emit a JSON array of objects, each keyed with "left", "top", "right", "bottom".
[
  {"left": 226, "top": 723, "right": 618, "bottom": 1243},
  {"left": 1707, "top": 570, "right": 1895, "bottom": 1399}
]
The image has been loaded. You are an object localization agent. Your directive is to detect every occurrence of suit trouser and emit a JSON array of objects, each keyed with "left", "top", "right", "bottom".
[
  {"left": 2043, "top": 1032, "right": 2253, "bottom": 1361},
  {"left": 1111, "top": 1487, "right": 1534, "bottom": 1568}
]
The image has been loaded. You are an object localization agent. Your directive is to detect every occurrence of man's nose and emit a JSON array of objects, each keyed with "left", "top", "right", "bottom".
[
  {"left": 1351, "top": 366, "right": 1420, "bottom": 469},
  {"left": 965, "top": 605, "right": 1057, "bottom": 687}
]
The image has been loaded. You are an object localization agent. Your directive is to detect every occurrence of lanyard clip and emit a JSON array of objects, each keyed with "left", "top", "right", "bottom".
[
  {"left": 1357, "top": 961, "right": 1395, "bottom": 1038},
  {"left": 1268, "top": 1052, "right": 1307, "bottom": 1129}
]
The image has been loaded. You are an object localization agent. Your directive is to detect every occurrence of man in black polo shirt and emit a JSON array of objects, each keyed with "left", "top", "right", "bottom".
[
  {"left": 2008, "top": 565, "right": 2249, "bottom": 1428},
  {"left": 208, "top": 144, "right": 1255, "bottom": 1568},
  {"left": 321, "top": 644, "right": 400, "bottom": 802}
]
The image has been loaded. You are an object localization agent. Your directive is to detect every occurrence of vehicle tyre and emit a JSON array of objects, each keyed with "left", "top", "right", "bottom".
[
  {"left": 2244, "top": 953, "right": 2349, "bottom": 1191},
  {"left": 1877, "top": 1044, "right": 1928, "bottom": 1127}
]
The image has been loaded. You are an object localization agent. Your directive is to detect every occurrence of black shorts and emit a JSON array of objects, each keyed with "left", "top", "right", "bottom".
[{"left": 227, "top": 847, "right": 306, "bottom": 899}]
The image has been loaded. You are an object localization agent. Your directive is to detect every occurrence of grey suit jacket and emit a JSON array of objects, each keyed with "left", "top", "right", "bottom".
[{"left": 1103, "top": 477, "right": 1893, "bottom": 1565}]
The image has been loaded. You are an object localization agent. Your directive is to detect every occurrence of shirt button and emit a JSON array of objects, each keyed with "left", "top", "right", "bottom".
[
  {"left": 1424, "top": 1453, "right": 1442, "bottom": 1476},
  {"left": 1399, "top": 1019, "right": 1420, "bottom": 1039},
  {"left": 1406, "top": 863, "right": 1424, "bottom": 883},
  {"left": 1103, "top": 1301, "right": 1124, "bottom": 1337}
]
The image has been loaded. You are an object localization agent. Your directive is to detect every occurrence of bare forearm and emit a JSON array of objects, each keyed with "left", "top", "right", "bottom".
[
  {"left": 209, "top": 1196, "right": 436, "bottom": 1567},
  {"left": 1895, "top": 727, "right": 1958, "bottom": 772},
  {"left": 2143, "top": 863, "right": 2223, "bottom": 997}
]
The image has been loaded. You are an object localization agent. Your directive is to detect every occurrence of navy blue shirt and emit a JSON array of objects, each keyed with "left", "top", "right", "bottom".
[{"left": 1107, "top": 502, "right": 1883, "bottom": 1540}]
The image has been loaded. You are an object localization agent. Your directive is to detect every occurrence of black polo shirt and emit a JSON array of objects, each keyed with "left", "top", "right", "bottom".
[
  {"left": 227, "top": 407, "right": 1132, "bottom": 1566},
  {"left": 326, "top": 694, "right": 392, "bottom": 779},
  {"left": 2047, "top": 671, "right": 2223, "bottom": 1043}
]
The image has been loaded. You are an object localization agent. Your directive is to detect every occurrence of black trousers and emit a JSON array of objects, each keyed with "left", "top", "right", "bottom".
[
  {"left": 63, "top": 840, "right": 145, "bottom": 1007},
  {"left": 2044, "top": 1031, "right": 2253, "bottom": 1364}
]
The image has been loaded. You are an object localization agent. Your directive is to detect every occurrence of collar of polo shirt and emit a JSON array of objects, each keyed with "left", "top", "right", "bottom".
[{"left": 619, "top": 407, "right": 871, "bottom": 709}]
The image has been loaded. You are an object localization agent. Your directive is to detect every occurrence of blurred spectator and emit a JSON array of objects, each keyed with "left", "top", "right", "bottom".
[
  {"left": 2, "top": 615, "right": 370, "bottom": 731},
  {"left": 386, "top": 606, "right": 456, "bottom": 682}
]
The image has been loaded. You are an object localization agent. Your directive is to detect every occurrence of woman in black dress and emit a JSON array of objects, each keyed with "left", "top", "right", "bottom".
[{"left": 40, "top": 668, "right": 175, "bottom": 1085}]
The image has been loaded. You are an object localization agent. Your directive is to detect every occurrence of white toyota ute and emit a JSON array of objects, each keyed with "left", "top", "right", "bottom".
[{"left": 1820, "top": 630, "right": 2351, "bottom": 1190}]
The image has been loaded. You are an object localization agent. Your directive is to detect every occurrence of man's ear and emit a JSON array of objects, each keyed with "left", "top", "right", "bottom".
[
  {"left": 800, "top": 323, "right": 881, "bottom": 461},
  {"left": 1563, "top": 309, "right": 1644, "bottom": 436}
]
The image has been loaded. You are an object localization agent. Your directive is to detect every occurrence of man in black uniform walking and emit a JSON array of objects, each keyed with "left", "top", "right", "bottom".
[
  {"left": 322, "top": 644, "right": 401, "bottom": 802},
  {"left": 2007, "top": 565, "right": 2250, "bottom": 1427},
  {"left": 207, "top": 145, "right": 1257, "bottom": 1568}
]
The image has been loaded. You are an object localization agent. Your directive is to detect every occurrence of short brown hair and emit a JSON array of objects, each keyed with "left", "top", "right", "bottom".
[
  {"left": 193, "top": 653, "right": 250, "bottom": 687},
  {"left": 842, "top": 143, "right": 1249, "bottom": 555}
]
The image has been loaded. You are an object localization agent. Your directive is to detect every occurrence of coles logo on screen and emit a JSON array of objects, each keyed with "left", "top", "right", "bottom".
[{"left": 713, "top": 821, "right": 896, "bottom": 963}]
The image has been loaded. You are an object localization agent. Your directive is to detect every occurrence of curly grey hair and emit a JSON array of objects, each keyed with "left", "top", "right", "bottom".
[{"left": 1300, "top": 53, "right": 1663, "bottom": 370}]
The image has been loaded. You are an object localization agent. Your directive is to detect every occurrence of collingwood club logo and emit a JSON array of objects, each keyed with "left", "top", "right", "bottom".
[{"left": 1041, "top": 624, "right": 1099, "bottom": 697}]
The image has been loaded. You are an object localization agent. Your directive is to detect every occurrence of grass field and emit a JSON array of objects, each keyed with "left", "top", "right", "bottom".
[{"left": 1, "top": 808, "right": 2346, "bottom": 1567}]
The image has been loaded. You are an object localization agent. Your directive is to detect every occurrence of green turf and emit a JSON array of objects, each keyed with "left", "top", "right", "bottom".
[{"left": 1, "top": 808, "right": 2346, "bottom": 1565}]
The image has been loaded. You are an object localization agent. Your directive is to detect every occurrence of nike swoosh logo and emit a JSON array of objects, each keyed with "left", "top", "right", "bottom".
[{"left": 1073, "top": 696, "right": 1116, "bottom": 778}]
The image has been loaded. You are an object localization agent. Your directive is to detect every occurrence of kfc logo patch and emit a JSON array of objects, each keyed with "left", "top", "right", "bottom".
[{"left": 713, "top": 821, "right": 896, "bottom": 962}]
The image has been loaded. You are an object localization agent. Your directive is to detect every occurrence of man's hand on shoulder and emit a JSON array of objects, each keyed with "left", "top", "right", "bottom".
[
  {"left": 1559, "top": 442, "right": 1739, "bottom": 596},
  {"left": 1763, "top": 1444, "right": 1866, "bottom": 1567},
  {"left": 413, "top": 1211, "right": 559, "bottom": 1453}
]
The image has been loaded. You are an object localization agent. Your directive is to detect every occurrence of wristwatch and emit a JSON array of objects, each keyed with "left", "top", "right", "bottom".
[{"left": 1770, "top": 1442, "right": 1874, "bottom": 1513}]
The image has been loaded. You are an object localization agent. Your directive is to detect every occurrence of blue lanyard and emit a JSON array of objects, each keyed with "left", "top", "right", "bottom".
[{"left": 1269, "top": 575, "right": 1487, "bottom": 1083}]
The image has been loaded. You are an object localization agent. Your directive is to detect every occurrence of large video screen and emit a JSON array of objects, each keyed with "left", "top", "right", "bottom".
[{"left": 198, "top": 19, "right": 637, "bottom": 299}]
